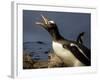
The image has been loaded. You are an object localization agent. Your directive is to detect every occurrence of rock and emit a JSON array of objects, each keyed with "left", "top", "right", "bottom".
[
  {"left": 48, "top": 53, "right": 64, "bottom": 68},
  {"left": 44, "top": 51, "right": 48, "bottom": 54},
  {"left": 23, "top": 51, "right": 49, "bottom": 69},
  {"left": 23, "top": 51, "right": 66, "bottom": 69},
  {"left": 37, "top": 41, "right": 44, "bottom": 44},
  {"left": 33, "top": 61, "right": 48, "bottom": 68},
  {"left": 23, "top": 51, "right": 34, "bottom": 69}
]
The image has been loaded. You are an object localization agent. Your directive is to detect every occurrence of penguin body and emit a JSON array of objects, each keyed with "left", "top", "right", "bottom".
[{"left": 52, "top": 41, "right": 84, "bottom": 66}]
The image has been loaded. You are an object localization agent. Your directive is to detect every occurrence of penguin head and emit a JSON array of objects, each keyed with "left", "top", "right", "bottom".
[{"left": 36, "top": 15, "right": 57, "bottom": 31}]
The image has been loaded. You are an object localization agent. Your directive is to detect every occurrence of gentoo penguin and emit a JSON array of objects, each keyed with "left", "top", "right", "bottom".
[
  {"left": 36, "top": 15, "right": 91, "bottom": 67},
  {"left": 77, "top": 32, "right": 85, "bottom": 44}
]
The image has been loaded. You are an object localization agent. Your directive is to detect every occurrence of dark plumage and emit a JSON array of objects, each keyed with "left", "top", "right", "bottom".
[{"left": 77, "top": 32, "right": 85, "bottom": 44}]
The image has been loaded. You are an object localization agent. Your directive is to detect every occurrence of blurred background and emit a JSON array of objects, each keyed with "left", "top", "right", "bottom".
[{"left": 23, "top": 10, "right": 91, "bottom": 48}]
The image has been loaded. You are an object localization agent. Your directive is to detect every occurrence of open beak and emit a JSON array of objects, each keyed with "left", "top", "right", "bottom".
[{"left": 36, "top": 15, "right": 49, "bottom": 28}]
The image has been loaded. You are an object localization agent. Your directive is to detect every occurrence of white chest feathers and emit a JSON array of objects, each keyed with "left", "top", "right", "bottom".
[{"left": 52, "top": 41, "right": 84, "bottom": 67}]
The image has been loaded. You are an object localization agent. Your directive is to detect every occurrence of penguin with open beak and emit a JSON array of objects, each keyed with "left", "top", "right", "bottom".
[{"left": 36, "top": 15, "right": 91, "bottom": 67}]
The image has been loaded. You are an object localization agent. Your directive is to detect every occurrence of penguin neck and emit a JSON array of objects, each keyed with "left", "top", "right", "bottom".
[{"left": 48, "top": 27, "right": 64, "bottom": 42}]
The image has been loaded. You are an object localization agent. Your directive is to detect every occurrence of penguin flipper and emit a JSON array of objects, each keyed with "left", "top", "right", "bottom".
[
  {"left": 63, "top": 43, "right": 90, "bottom": 66},
  {"left": 76, "top": 32, "right": 85, "bottom": 44}
]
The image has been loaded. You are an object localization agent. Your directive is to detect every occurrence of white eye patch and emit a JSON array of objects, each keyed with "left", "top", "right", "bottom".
[
  {"left": 49, "top": 20, "right": 55, "bottom": 24},
  {"left": 70, "top": 43, "right": 75, "bottom": 46}
]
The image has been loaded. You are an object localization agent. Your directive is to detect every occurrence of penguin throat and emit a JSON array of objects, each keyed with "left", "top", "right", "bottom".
[{"left": 48, "top": 27, "right": 64, "bottom": 41}]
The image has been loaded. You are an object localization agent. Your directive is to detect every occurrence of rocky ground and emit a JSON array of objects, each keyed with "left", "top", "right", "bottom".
[{"left": 23, "top": 51, "right": 65, "bottom": 69}]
